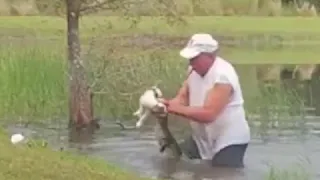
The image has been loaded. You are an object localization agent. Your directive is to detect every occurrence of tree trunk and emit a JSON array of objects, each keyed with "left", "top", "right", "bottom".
[{"left": 66, "top": 0, "right": 93, "bottom": 128}]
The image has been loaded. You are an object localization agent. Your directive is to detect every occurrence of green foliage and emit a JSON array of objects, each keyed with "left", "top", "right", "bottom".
[
  {"left": 0, "top": 16, "right": 318, "bottom": 123},
  {"left": 0, "top": 43, "right": 313, "bottom": 124},
  {"left": 34, "top": 0, "right": 65, "bottom": 15},
  {"left": 0, "top": 0, "right": 319, "bottom": 16},
  {"left": 26, "top": 139, "right": 49, "bottom": 148},
  {"left": 88, "top": 49, "right": 187, "bottom": 120},
  {"left": 0, "top": 44, "right": 67, "bottom": 122}
]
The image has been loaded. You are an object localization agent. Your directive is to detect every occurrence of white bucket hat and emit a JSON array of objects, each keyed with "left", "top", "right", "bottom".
[{"left": 179, "top": 33, "right": 219, "bottom": 59}]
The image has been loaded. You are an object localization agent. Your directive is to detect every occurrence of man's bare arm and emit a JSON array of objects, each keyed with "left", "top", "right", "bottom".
[
  {"left": 169, "top": 83, "right": 233, "bottom": 123},
  {"left": 171, "top": 80, "right": 189, "bottom": 106}
]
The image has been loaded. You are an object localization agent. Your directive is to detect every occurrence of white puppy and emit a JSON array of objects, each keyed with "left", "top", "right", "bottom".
[{"left": 133, "top": 86, "right": 167, "bottom": 128}]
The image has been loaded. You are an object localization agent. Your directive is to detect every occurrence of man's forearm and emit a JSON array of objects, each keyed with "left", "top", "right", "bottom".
[{"left": 172, "top": 79, "right": 189, "bottom": 106}]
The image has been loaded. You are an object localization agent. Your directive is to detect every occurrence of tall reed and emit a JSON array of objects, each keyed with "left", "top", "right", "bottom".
[{"left": 0, "top": 45, "right": 67, "bottom": 122}]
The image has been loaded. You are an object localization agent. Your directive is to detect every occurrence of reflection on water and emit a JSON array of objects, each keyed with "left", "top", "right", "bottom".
[
  {"left": 235, "top": 64, "right": 320, "bottom": 116},
  {"left": 5, "top": 63, "right": 320, "bottom": 180}
]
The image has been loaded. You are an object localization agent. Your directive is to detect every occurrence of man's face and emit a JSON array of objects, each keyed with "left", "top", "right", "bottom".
[{"left": 189, "top": 53, "right": 214, "bottom": 76}]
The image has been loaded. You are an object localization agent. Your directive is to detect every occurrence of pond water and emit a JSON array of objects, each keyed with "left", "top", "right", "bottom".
[
  {"left": 5, "top": 63, "right": 320, "bottom": 180},
  {"left": 5, "top": 116, "right": 320, "bottom": 180}
]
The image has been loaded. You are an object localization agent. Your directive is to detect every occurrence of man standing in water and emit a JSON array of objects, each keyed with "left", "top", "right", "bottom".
[{"left": 161, "top": 33, "right": 250, "bottom": 168}]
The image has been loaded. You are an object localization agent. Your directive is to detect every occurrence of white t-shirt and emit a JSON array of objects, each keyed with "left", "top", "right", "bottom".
[{"left": 187, "top": 56, "right": 250, "bottom": 160}]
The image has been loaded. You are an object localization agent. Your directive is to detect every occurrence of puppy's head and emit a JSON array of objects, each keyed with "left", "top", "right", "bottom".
[{"left": 151, "top": 86, "right": 163, "bottom": 98}]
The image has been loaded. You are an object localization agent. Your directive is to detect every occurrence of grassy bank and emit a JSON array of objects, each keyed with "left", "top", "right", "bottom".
[
  {"left": 0, "top": 129, "right": 149, "bottom": 180},
  {"left": 1, "top": 16, "right": 319, "bottom": 63},
  {"left": 1, "top": 16, "right": 320, "bottom": 36},
  {"left": 0, "top": 16, "right": 320, "bottom": 64}
]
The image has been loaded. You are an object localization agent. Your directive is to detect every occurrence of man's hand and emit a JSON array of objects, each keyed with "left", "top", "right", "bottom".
[
  {"left": 159, "top": 98, "right": 182, "bottom": 115},
  {"left": 166, "top": 102, "right": 181, "bottom": 115},
  {"left": 158, "top": 98, "right": 169, "bottom": 106},
  {"left": 151, "top": 98, "right": 182, "bottom": 117},
  {"left": 150, "top": 99, "right": 169, "bottom": 118}
]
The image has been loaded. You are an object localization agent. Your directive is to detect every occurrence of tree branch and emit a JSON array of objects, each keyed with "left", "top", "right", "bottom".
[{"left": 79, "top": 0, "right": 133, "bottom": 15}]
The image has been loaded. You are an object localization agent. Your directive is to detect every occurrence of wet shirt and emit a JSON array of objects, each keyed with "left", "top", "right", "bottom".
[{"left": 187, "top": 56, "right": 251, "bottom": 160}]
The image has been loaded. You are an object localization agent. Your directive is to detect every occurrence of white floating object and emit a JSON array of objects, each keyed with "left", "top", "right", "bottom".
[{"left": 10, "top": 134, "right": 25, "bottom": 144}]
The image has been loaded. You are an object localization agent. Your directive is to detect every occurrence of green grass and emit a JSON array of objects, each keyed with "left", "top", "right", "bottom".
[
  {"left": 143, "top": 48, "right": 320, "bottom": 64},
  {"left": 0, "top": 16, "right": 318, "bottom": 123},
  {"left": 0, "top": 45, "right": 308, "bottom": 123},
  {"left": 0, "top": 129, "right": 149, "bottom": 180},
  {"left": 0, "top": 16, "right": 320, "bottom": 36},
  {"left": 1, "top": 16, "right": 319, "bottom": 64},
  {"left": 0, "top": 46, "right": 67, "bottom": 122}
]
